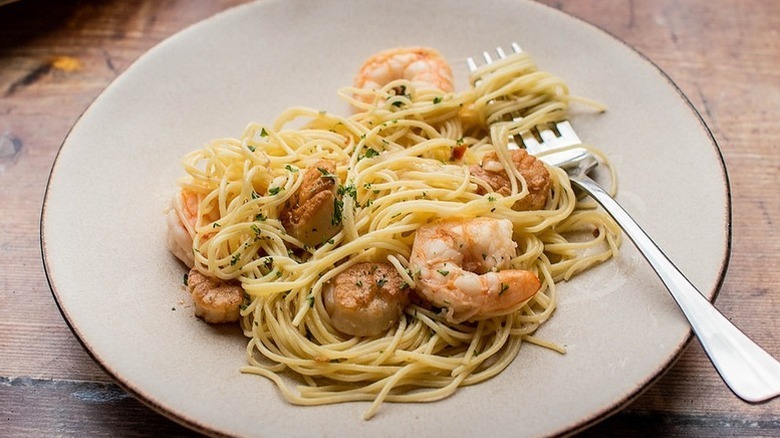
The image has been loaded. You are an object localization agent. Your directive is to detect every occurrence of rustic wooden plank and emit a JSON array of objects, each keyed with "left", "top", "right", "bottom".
[
  {"left": 0, "top": 377, "right": 199, "bottom": 437},
  {"left": 582, "top": 409, "right": 780, "bottom": 438},
  {"left": 0, "top": 320, "right": 108, "bottom": 381}
]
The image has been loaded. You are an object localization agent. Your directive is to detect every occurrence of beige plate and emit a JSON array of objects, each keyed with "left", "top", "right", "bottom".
[{"left": 41, "top": 0, "right": 730, "bottom": 436}]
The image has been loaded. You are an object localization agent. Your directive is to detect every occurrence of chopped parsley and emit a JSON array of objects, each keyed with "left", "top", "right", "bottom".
[
  {"left": 332, "top": 198, "right": 344, "bottom": 225},
  {"left": 433, "top": 96, "right": 442, "bottom": 104},
  {"left": 437, "top": 269, "right": 450, "bottom": 276},
  {"left": 268, "top": 186, "right": 282, "bottom": 196},
  {"left": 337, "top": 183, "right": 357, "bottom": 199},
  {"left": 317, "top": 167, "right": 337, "bottom": 179},
  {"left": 499, "top": 283, "right": 510, "bottom": 295},
  {"left": 250, "top": 224, "right": 262, "bottom": 237}
]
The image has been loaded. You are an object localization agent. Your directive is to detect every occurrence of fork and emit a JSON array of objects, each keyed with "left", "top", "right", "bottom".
[{"left": 468, "top": 45, "right": 780, "bottom": 404}]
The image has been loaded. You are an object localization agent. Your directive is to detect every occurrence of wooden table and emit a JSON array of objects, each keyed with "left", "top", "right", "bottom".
[{"left": 1, "top": 0, "right": 778, "bottom": 436}]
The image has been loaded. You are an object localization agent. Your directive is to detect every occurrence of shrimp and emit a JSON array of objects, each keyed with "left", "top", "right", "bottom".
[
  {"left": 166, "top": 192, "right": 244, "bottom": 323},
  {"left": 166, "top": 189, "right": 199, "bottom": 268},
  {"left": 323, "top": 262, "right": 410, "bottom": 337},
  {"left": 186, "top": 267, "right": 244, "bottom": 324},
  {"left": 469, "top": 149, "right": 552, "bottom": 211},
  {"left": 354, "top": 47, "right": 454, "bottom": 103},
  {"left": 280, "top": 159, "right": 342, "bottom": 247},
  {"left": 409, "top": 217, "right": 540, "bottom": 323}
]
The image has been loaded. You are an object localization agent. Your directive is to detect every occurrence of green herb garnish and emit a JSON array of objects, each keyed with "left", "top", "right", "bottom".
[{"left": 317, "top": 167, "right": 337, "bottom": 179}]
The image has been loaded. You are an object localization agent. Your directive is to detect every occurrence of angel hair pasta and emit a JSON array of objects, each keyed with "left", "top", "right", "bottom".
[{"left": 165, "top": 46, "right": 620, "bottom": 419}]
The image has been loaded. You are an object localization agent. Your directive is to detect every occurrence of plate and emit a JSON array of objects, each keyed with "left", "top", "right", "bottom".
[{"left": 41, "top": 0, "right": 730, "bottom": 436}]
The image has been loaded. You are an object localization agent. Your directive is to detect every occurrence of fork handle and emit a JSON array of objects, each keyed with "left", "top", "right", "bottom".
[{"left": 571, "top": 174, "right": 780, "bottom": 403}]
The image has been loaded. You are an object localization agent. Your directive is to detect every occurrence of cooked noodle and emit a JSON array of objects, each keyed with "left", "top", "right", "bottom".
[{"left": 174, "top": 49, "right": 620, "bottom": 419}]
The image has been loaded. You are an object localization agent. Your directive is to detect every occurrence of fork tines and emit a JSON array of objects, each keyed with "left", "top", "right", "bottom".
[
  {"left": 526, "top": 121, "right": 581, "bottom": 151},
  {"left": 466, "top": 42, "right": 523, "bottom": 73},
  {"left": 467, "top": 44, "right": 582, "bottom": 152}
]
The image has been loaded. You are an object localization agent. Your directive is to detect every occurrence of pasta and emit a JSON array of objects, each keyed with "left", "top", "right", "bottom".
[{"left": 169, "top": 48, "right": 621, "bottom": 419}]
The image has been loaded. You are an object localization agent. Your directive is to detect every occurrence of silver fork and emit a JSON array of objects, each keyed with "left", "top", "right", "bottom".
[{"left": 468, "top": 45, "right": 780, "bottom": 404}]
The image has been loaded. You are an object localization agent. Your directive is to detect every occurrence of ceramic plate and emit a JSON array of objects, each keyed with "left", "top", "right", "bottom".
[{"left": 42, "top": 0, "right": 729, "bottom": 436}]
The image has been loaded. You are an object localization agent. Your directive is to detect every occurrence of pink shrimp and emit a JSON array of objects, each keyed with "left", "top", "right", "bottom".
[
  {"left": 354, "top": 47, "right": 454, "bottom": 103},
  {"left": 409, "top": 217, "right": 540, "bottom": 323},
  {"left": 166, "top": 189, "right": 199, "bottom": 268}
]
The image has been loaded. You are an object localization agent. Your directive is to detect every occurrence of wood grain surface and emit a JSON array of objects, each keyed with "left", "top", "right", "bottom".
[{"left": 1, "top": 0, "right": 778, "bottom": 436}]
